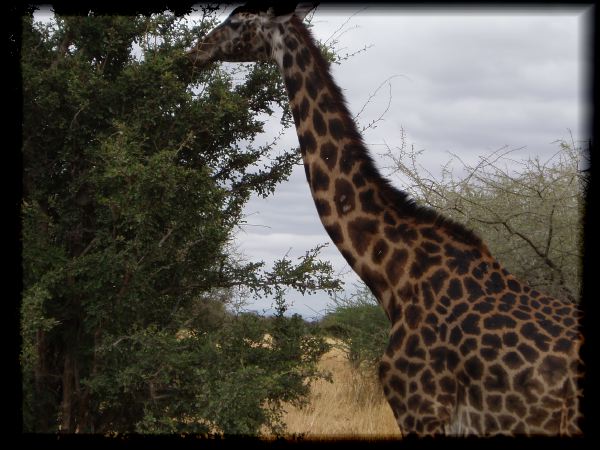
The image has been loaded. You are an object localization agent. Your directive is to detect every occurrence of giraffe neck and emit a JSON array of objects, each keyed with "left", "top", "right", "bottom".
[{"left": 274, "top": 18, "right": 489, "bottom": 321}]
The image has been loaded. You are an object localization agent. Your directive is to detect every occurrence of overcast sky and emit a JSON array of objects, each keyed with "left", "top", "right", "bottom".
[
  {"left": 208, "top": 5, "right": 592, "bottom": 319},
  {"left": 33, "top": 5, "right": 591, "bottom": 320}
]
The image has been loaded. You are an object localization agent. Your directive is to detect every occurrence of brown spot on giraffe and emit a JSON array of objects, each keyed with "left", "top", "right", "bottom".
[
  {"left": 188, "top": 3, "right": 583, "bottom": 436},
  {"left": 334, "top": 178, "right": 355, "bottom": 216},
  {"left": 319, "top": 142, "right": 338, "bottom": 170}
]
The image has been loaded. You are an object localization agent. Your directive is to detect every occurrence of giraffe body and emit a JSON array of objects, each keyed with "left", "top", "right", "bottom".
[{"left": 189, "top": 3, "right": 583, "bottom": 436}]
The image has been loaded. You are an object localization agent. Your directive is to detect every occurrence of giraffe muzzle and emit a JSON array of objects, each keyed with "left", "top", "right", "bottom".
[{"left": 187, "top": 41, "right": 216, "bottom": 68}]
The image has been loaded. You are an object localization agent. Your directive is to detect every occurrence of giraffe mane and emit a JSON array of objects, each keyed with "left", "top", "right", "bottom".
[{"left": 292, "top": 17, "right": 484, "bottom": 249}]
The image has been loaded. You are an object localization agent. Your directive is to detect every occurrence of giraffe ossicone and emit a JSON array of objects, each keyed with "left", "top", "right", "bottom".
[{"left": 188, "top": 2, "right": 583, "bottom": 436}]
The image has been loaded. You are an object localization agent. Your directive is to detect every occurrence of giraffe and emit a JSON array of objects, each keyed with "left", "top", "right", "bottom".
[{"left": 188, "top": 3, "right": 583, "bottom": 436}]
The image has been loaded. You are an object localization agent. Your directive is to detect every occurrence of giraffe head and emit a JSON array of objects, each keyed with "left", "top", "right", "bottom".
[{"left": 188, "top": 2, "right": 317, "bottom": 67}]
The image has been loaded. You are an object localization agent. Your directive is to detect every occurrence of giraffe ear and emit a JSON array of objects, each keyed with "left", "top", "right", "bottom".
[
  {"left": 269, "top": 2, "right": 318, "bottom": 23},
  {"left": 293, "top": 2, "right": 319, "bottom": 21}
]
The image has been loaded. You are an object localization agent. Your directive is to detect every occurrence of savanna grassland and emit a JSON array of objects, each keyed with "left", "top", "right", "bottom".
[{"left": 274, "top": 339, "right": 402, "bottom": 439}]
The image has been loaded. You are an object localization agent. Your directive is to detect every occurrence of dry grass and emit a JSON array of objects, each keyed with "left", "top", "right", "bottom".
[{"left": 273, "top": 339, "right": 402, "bottom": 440}]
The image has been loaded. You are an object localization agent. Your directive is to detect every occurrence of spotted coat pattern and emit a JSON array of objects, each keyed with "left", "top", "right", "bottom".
[{"left": 188, "top": 4, "right": 583, "bottom": 436}]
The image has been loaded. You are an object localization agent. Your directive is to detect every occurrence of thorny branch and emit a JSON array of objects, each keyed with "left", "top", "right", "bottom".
[
  {"left": 323, "top": 7, "right": 369, "bottom": 46},
  {"left": 354, "top": 75, "right": 404, "bottom": 133}
]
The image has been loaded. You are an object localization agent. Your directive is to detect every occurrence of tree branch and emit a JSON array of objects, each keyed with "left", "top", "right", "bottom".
[
  {"left": 50, "top": 28, "right": 74, "bottom": 69},
  {"left": 544, "top": 204, "right": 555, "bottom": 257}
]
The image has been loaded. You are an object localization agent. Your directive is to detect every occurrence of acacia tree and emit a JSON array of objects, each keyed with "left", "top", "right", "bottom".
[
  {"left": 384, "top": 131, "right": 586, "bottom": 302},
  {"left": 21, "top": 8, "right": 341, "bottom": 434}
]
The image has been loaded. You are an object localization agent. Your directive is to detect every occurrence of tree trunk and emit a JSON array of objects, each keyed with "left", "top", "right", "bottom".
[
  {"left": 34, "top": 329, "right": 50, "bottom": 432},
  {"left": 60, "top": 353, "right": 75, "bottom": 432}
]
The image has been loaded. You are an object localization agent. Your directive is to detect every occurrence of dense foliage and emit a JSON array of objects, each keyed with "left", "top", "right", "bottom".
[{"left": 21, "top": 9, "right": 340, "bottom": 434}]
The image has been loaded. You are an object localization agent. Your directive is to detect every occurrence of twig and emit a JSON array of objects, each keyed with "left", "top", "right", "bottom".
[
  {"left": 323, "top": 7, "right": 369, "bottom": 46},
  {"left": 158, "top": 227, "right": 175, "bottom": 247},
  {"left": 78, "top": 237, "right": 98, "bottom": 258}
]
